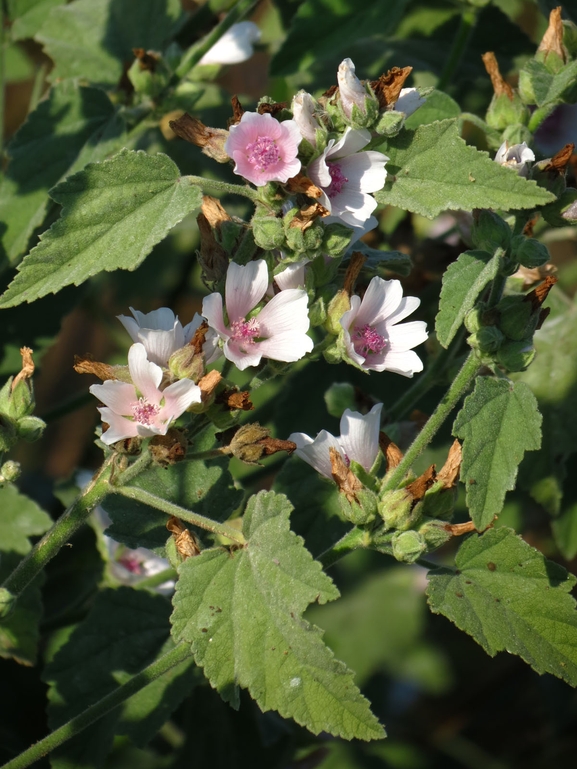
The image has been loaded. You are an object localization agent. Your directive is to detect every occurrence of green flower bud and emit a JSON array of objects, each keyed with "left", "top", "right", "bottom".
[
  {"left": 496, "top": 294, "right": 534, "bottom": 341},
  {"left": 0, "top": 414, "right": 17, "bottom": 453},
  {"left": 486, "top": 92, "right": 529, "bottom": 131},
  {"left": 168, "top": 346, "right": 205, "bottom": 383},
  {"left": 501, "top": 123, "right": 532, "bottom": 147},
  {"left": 284, "top": 213, "right": 324, "bottom": 256},
  {"left": 541, "top": 188, "right": 577, "bottom": 227},
  {"left": 532, "top": 158, "right": 567, "bottom": 197},
  {"left": 563, "top": 20, "right": 577, "bottom": 57},
  {"left": 418, "top": 518, "right": 452, "bottom": 550},
  {"left": 496, "top": 339, "right": 536, "bottom": 372},
  {"left": 16, "top": 415, "right": 45, "bottom": 442},
  {"left": 378, "top": 488, "right": 422, "bottom": 531},
  {"left": 464, "top": 304, "right": 490, "bottom": 335},
  {"left": 325, "top": 290, "right": 351, "bottom": 336},
  {"left": 471, "top": 211, "right": 511, "bottom": 254},
  {"left": 252, "top": 214, "right": 285, "bottom": 250},
  {"left": 518, "top": 66, "right": 537, "bottom": 105},
  {"left": 467, "top": 325, "right": 505, "bottom": 353},
  {"left": 339, "top": 487, "right": 378, "bottom": 525},
  {"left": 324, "top": 382, "right": 356, "bottom": 418},
  {"left": 322, "top": 341, "right": 342, "bottom": 365},
  {"left": 535, "top": 47, "right": 565, "bottom": 74},
  {"left": 391, "top": 530, "right": 426, "bottom": 563},
  {"left": 308, "top": 295, "right": 328, "bottom": 327},
  {"left": 0, "top": 587, "right": 16, "bottom": 620},
  {"left": 127, "top": 51, "right": 170, "bottom": 98},
  {"left": 0, "top": 460, "right": 21, "bottom": 483},
  {"left": 322, "top": 223, "right": 355, "bottom": 257},
  {"left": 511, "top": 236, "right": 550, "bottom": 268},
  {"left": 373, "top": 109, "right": 405, "bottom": 137}
]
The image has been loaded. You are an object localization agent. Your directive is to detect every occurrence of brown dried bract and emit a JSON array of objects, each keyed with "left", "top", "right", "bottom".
[
  {"left": 379, "top": 431, "right": 404, "bottom": 470},
  {"left": 201, "top": 195, "right": 231, "bottom": 227},
  {"left": 169, "top": 113, "right": 229, "bottom": 162},
  {"left": 257, "top": 101, "right": 288, "bottom": 116},
  {"left": 330, "top": 447, "right": 363, "bottom": 503},
  {"left": 255, "top": 437, "right": 297, "bottom": 456},
  {"left": 444, "top": 521, "right": 477, "bottom": 536},
  {"left": 230, "top": 95, "right": 244, "bottom": 125},
  {"left": 149, "top": 429, "right": 187, "bottom": 466},
  {"left": 543, "top": 143, "right": 575, "bottom": 173},
  {"left": 481, "top": 52, "right": 514, "bottom": 100},
  {"left": 285, "top": 173, "right": 324, "bottom": 200},
  {"left": 405, "top": 465, "right": 436, "bottom": 502},
  {"left": 512, "top": 263, "right": 557, "bottom": 290},
  {"left": 197, "top": 212, "right": 230, "bottom": 285},
  {"left": 190, "top": 320, "right": 209, "bottom": 356},
  {"left": 132, "top": 48, "right": 160, "bottom": 71},
  {"left": 288, "top": 204, "right": 327, "bottom": 233},
  {"left": 73, "top": 355, "right": 116, "bottom": 381},
  {"left": 198, "top": 369, "right": 222, "bottom": 402},
  {"left": 437, "top": 439, "right": 462, "bottom": 489},
  {"left": 343, "top": 252, "right": 366, "bottom": 295},
  {"left": 224, "top": 390, "right": 254, "bottom": 411},
  {"left": 371, "top": 66, "right": 413, "bottom": 109},
  {"left": 166, "top": 516, "right": 200, "bottom": 558},
  {"left": 522, "top": 217, "right": 537, "bottom": 238},
  {"left": 323, "top": 84, "right": 338, "bottom": 100},
  {"left": 538, "top": 6, "right": 566, "bottom": 63},
  {"left": 11, "top": 347, "right": 35, "bottom": 391},
  {"left": 525, "top": 275, "right": 558, "bottom": 312}
]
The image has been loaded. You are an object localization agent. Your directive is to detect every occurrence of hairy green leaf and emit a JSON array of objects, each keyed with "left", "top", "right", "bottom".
[
  {"left": 453, "top": 378, "right": 542, "bottom": 530},
  {"left": 44, "top": 588, "right": 196, "bottom": 768},
  {"left": 522, "top": 59, "right": 577, "bottom": 107},
  {"left": 37, "top": 0, "right": 182, "bottom": 87},
  {"left": 171, "top": 490, "right": 384, "bottom": 741},
  {"left": 427, "top": 527, "right": 577, "bottom": 686},
  {"left": 0, "top": 81, "right": 124, "bottom": 266},
  {"left": 0, "top": 485, "right": 52, "bottom": 665},
  {"left": 271, "top": 0, "right": 408, "bottom": 76},
  {"left": 436, "top": 250, "right": 500, "bottom": 348},
  {"left": 375, "top": 119, "right": 555, "bottom": 217},
  {"left": 404, "top": 90, "right": 460, "bottom": 129},
  {"left": 8, "top": 0, "right": 66, "bottom": 40},
  {"left": 0, "top": 149, "right": 203, "bottom": 307}
]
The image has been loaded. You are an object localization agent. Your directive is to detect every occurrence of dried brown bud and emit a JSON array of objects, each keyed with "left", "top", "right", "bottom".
[
  {"left": 525, "top": 275, "right": 558, "bottom": 313},
  {"left": 405, "top": 465, "right": 436, "bottom": 502},
  {"left": 437, "top": 440, "right": 462, "bottom": 489},
  {"left": 343, "top": 252, "right": 367, "bottom": 296},
  {"left": 230, "top": 95, "right": 244, "bottom": 125},
  {"left": 330, "top": 446, "right": 364, "bottom": 504},
  {"left": 378, "top": 431, "right": 404, "bottom": 470},
  {"left": 443, "top": 521, "right": 478, "bottom": 536},
  {"left": 11, "top": 347, "right": 35, "bottom": 392},
  {"left": 222, "top": 389, "right": 254, "bottom": 411},
  {"left": 73, "top": 355, "right": 118, "bottom": 381},
  {"left": 197, "top": 212, "right": 230, "bottom": 286},
  {"left": 254, "top": 437, "right": 297, "bottom": 456},
  {"left": 198, "top": 369, "right": 222, "bottom": 403},
  {"left": 284, "top": 173, "right": 324, "bottom": 201},
  {"left": 166, "top": 516, "right": 200, "bottom": 558},
  {"left": 257, "top": 101, "right": 288, "bottom": 116},
  {"left": 288, "top": 203, "right": 327, "bottom": 232},
  {"left": 482, "top": 52, "right": 514, "bottom": 99},
  {"left": 132, "top": 48, "right": 160, "bottom": 71},
  {"left": 228, "top": 423, "right": 271, "bottom": 464},
  {"left": 202, "top": 195, "right": 232, "bottom": 228},
  {"left": 149, "top": 428, "right": 187, "bottom": 467},
  {"left": 370, "top": 66, "right": 413, "bottom": 109},
  {"left": 543, "top": 143, "right": 575, "bottom": 173},
  {"left": 538, "top": 6, "right": 566, "bottom": 64},
  {"left": 169, "top": 113, "right": 229, "bottom": 163}
]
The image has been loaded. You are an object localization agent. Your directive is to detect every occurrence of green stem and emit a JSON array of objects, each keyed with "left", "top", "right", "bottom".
[
  {"left": 318, "top": 527, "right": 369, "bottom": 569},
  {"left": 185, "top": 175, "right": 258, "bottom": 200},
  {"left": 0, "top": 458, "right": 114, "bottom": 614},
  {"left": 112, "top": 450, "right": 153, "bottom": 487},
  {"left": 0, "top": 2, "right": 5, "bottom": 156},
  {"left": 0, "top": 643, "right": 192, "bottom": 769},
  {"left": 175, "top": 0, "right": 259, "bottom": 80},
  {"left": 438, "top": 8, "right": 477, "bottom": 91},
  {"left": 381, "top": 351, "right": 479, "bottom": 494},
  {"left": 249, "top": 363, "right": 280, "bottom": 390},
  {"left": 186, "top": 448, "right": 227, "bottom": 461},
  {"left": 111, "top": 485, "right": 246, "bottom": 545},
  {"left": 133, "top": 567, "right": 178, "bottom": 591}
]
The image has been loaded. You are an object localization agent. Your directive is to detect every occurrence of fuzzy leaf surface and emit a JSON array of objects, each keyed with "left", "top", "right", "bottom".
[
  {"left": 453, "top": 378, "right": 542, "bottom": 530},
  {"left": 0, "top": 149, "right": 202, "bottom": 307},
  {"left": 375, "top": 119, "right": 554, "bottom": 217},
  {"left": 426, "top": 527, "right": 577, "bottom": 686},
  {"left": 171, "top": 490, "right": 384, "bottom": 741},
  {"left": 7, "top": 0, "right": 65, "bottom": 40},
  {"left": 0, "top": 485, "right": 52, "bottom": 665},
  {"left": 37, "top": 0, "right": 182, "bottom": 86},
  {"left": 435, "top": 250, "right": 500, "bottom": 347},
  {"left": 0, "top": 81, "right": 124, "bottom": 266},
  {"left": 522, "top": 59, "right": 577, "bottom": 107}
]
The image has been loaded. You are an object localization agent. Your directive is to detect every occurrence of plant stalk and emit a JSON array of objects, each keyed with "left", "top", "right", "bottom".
[
  {"left": 0, "top": 643, "right": 192, "bottom": 769},
  {"left": 184, "top": 175, "right": 258, "bottom": 200},
  {"left": 438, "top": 8, "right": 477, "bottom": 91}
]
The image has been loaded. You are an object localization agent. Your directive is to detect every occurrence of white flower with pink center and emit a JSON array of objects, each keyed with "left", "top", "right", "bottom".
[
  {"left": 289, "top": 403, "right": 382, "bottom": 479},
  {"left": 340, "top": 277, "right": 428, "bottom": 377},
  {"left": 225, "top": 112, "right": 302, "bottom": 187},
  {"left": 202, "top": 259, "right": 313, "bottom": 371},
  {"left": 117, "top": 307, "right": 203, "bottom": 366},
  {"left": 307, "top": 127, "right": 388, "bottom": 226},
  {"left": 89, "top": 343, "right": 202, "bottom": 445}
]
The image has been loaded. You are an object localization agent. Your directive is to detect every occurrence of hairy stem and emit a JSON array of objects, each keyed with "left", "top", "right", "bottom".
[
  {"left": 184, "top": 176, "right": 258, "bottom": 200},
  {"left": 111, "top": 485, "right": 246, "bottom": 545},
  {"left": 0, "top": 643, "right": 192, "bottom": 769},
  {"left": 0, "top": 458, "right": 115, "bottom": 614}
]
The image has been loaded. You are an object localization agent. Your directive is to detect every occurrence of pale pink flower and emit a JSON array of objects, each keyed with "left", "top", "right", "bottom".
[
  {"left": 90, "top": 343, "right": 202, "bottom": 445},
  {"left": 225, "top": 112, "right": 302, "bottom": 186},
  {"left": 394, "top": 88, "right": 426, "bottom": 117},
  {"left": 199, "top": 22, "right": 261, "bottom": 66},
  {"left": 290, "top": 403, "right": 382, "bottom": 479},
  {"left": 291, "top": 90, "right": 323, "bottom": 146},
  {"left": 494, "top": 141, "right": 535, "bottom": 177},
  {"left": 202, "top": 260, "right": 313, "bottom": 371},
  {"left": 118, "top": 307, "right": 203, "bottom": 366},
  {"left": 274, "top": 260, "right": 309, "bottom": 291},
  {"left": 337, "top": 58, "right": 370, "bottom": 119},
  {"left": 307, "top": 127, "right": 388, "bottom": 226},
  {"left": 340, "top": 277, "right": 427, "bottom": 376}
]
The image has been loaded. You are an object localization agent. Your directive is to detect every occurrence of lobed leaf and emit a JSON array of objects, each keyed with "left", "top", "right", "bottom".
[
  {"left": 0, "top": 149, "right": 203, "bottom": 307},
  {"left": 426, "top": 527, "right": 577, "bottom": 686},
  {"left": 435, "top": 249, "right": 500, "bottom": 348},
  {"left": 171, "top": 490, "right": 385, "bottom": 741},
  {"left": 453, "top": 378, "right": 542, "bottom": 531},
  {"left": 375, "top": 119, "right": 555, "bottom": 218}
]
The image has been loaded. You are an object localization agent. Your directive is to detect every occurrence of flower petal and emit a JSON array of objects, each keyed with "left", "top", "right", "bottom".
[
  {"left": 223, "top": 339, "right": 263, "bottom": 370},
  {"left": 90, "top": 380, "right": 136, "bottom": 415},
  {"left": 387, "top": 320, "right": 428, "bottom": 352},
  {"left": 97, "top": 407, "right": 139, "bottom": 445},
  {"left": 289, "top": 429, "right": 342, "bottom": 479},
  {"left": 328, "top": 127, "right": 371, "bottom": 159},
  {"left": 226, "top": 260, "right": 268, "bottom": 322},
  {"left": 355, "top": 277, "right": 403, "bottom": 328},
  {"left": 202, "top": 292, "right": 230, "bottom": 339},
  {"left": 257, "top": 288, "right": 310, "bottom": 335},
  {"left": 385, "top": 296, "right": 421, "bottom": 325},
  {"left": 127, "top": 343, "right": 163, "bottom": 402},
  {"left": 274, "top": 261, "right": 309, "bottom": 291},
  {"left": 339, "top": 403, "right": 382, "bottom": 471},
  {"left": 159, "top": 378, "right": 202, "bottom": 422},
  {"left": 379, "top": 349, "right": 424, "bottom": 377},
  {"left": 254, "top": 331, "right": 313, "bottom": 362}
]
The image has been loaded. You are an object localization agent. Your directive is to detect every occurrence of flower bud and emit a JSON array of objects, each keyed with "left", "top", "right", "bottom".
[
  {"left": 339, "top": 488, "right": 378, "bottom": 525},
  {"left": 496, "top": 338, "right": 536, "bottom": 372},
  {"left": 291, "top": 90, "right": 324, "bottom": 148},
  {"left": 418, "top": 518, "right": 452, "bottom": 550},
  {"left": 501, "top": 123, "right": 532, "bottom": 149},
  {"left": 464, "top": 305, "right": 487, "bottom": 334},
  {"left": 337, "top": 58, "right": 379, "bottom": 128},
  {"left": 0, "top": 588, "right": 16, "bottom": 620},
  {"left": 378, "top": 488, "right": 422, "bottom": 531},
  {"left": 252, "top": 213, "right": 286, "bottom": 250},
  {"left": 421, "top": 481, "right": 457, "bottom": 521},
  {"left": 511, "top": 236, "right": 550, "bottom": 268},
  {"left": 536, "top": 7, "right": 567, "bottom": 73},
  {"left": 325, "top": 289, "right": 351, "bottom": 336},
  {"left": 486, "top": 93, "right": 529, "bottom": 131},
  {"left": 391, "top": 529, "right": 426, "bottom": 563},
  {"left": 228, "top": 423, "right": 270, "bottom": 464},
  {"left": 127, "top": 50, "right": 169, "bottom": 98},
  {"left": 283, "top": 209, "right": 324, "bottom": 257},
  {"left": 373, "top": 109, "right": 405, "bottom": 137},
  {"left": 322, "top": 222, "right": 355, "bottom": 257},
  {"left": 0, "top": 348, "right": 36, "bottom": 421},
  {"left": 541, "top": 188, "right": 577, "bottom": 227},
  {"left": 471, "top": 211, "right": 511, "bottom": 253},
  {"left": 0, "top": 460, "right": 21, "bottom": 483},
  {"left": 0, "top": 414, "right": 17, "bottom": 454},
  {"left": 324, "top": 382, "right": 357, "bottom": 418},
  {"left": 16, "top": 415, "right": 45, "bottom": 442},
  {"left": 532, "top": 158, "right": 567, "bottom": 197},
  {"left": 308, "top": 295, "right": 328, "bottom": 327},
  {"left": 168, "top": 345, "right": 205, "bottom": 383},
  {"left": 467, "top": 325, "right": 505, "bottom": 353},
  {"left": 496, "top": 294, "right": 534, "bottom": 341}
]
